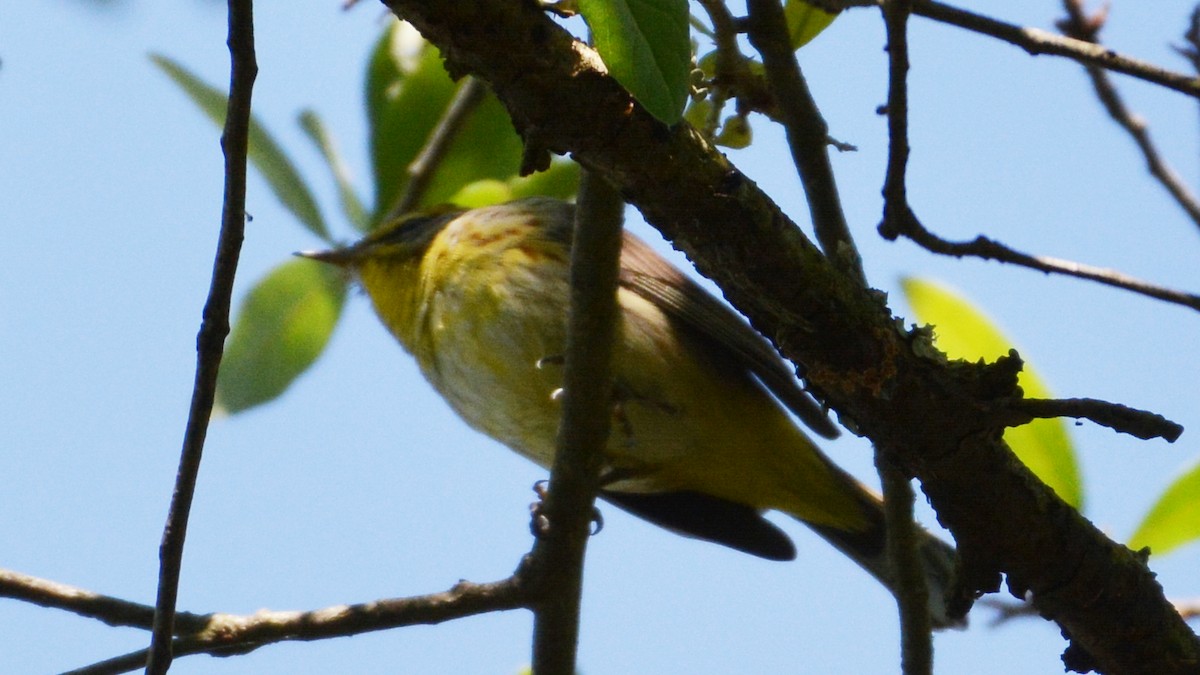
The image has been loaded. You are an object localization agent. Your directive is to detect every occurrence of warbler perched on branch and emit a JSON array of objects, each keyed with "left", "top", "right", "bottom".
[{"left": 302, "top": 197, "right": 959, "bottom": 626}]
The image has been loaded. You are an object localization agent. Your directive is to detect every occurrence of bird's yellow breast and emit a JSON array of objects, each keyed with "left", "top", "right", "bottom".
[{"left": 353, "top": 199, "right": 865, "bottom": 530}]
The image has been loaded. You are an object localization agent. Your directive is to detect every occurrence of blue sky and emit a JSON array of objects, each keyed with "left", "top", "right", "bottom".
[{"left": 3, "top": 1, "right": 1198, "bottom": 673}]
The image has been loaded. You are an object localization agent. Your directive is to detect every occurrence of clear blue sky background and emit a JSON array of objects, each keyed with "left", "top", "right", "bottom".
[{"left": 3, "top": 1, "right": 1198, "bottom": 673}]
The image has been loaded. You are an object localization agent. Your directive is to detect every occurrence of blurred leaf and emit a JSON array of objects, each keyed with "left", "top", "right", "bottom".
[
  {"left": 216, "top": 259, "right": 346, "bottom": 414},
  {"left": 508, "top": 160, "right": 581, "bottom": 201},
  {"left": 299, "top": 109, "right": 370, "bottom": 233},
  {"left": 1129, "top": 459, "right": 1200, "bottom": 555},
  {"left": 578, "top": 0, "right": 691, "bottom": 124},
  {"left": 445, "top": 159, "right": 581, "bottom": 209},
  {"left": 151, "top": 54, "right": 330, "bottom": 241},
  {"left": 366, "top": 21, "right": 525, "bottom": 223},
  {"left": 783, "top": 0, "right": 838, "bottom": 49},
  {"left": 902, "top": 278, "right": 1084, "bottom": 509},
  {"left": 683, "top": 96, "right": 715, "bottom": 133},
  {"left": 714, "top": 115, "right": 752, "bottom": 148},
  {"left": 448, "top": 179, "right": 513, "bottom": 208},
  {"left": 366, "top": 23, "right": 457, "bottom": 221}
]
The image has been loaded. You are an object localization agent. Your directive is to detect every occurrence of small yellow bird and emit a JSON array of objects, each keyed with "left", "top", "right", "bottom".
[{"left": 303, "top": 197, "right": 957, "bottom": 625}]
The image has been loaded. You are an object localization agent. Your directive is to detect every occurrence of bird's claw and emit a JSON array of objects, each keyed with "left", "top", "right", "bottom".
[{"left": 528, "top": 480, "right": 604, "bottom": 537}]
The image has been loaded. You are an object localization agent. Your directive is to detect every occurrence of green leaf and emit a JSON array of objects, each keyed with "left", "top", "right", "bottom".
[
  {"left": 783, "top": 0, "right": 838, "bottom": 49},
  {"left": 299, "top": 109, "right": 370, "bottom": 233},
  {"left": 713, "top": 115, "right": 752, "bottom": 149},
  {"left": 1129, "top": 459, "right": 1200, "bottom": 556},
  {"left": 365, "top": 22, "right": 526, "bottom": 223},
  {"left": 902, "top": 278, "right": 1084, "bottom": 509},
  {"left": 447, "top": 179, "right": 513, "bottom": 209},
  {"left": 216, "top": 259, "right": 346, "bottom": 414},
  {"left": 150, "top": 54, "right": 330, "bottom": 241},
  {"left": 578, "top": 0, "right": 691, "bottom": 124},
  {"left": 508, "top": 160, "right": 581, "bottom": 201},
  {"left": 445, "top": 159, "right": 582, "bottom": 209}
]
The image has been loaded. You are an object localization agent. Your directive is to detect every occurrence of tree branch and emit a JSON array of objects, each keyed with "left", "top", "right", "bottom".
[
  {"left": 147, "top": 2, "right": 257, "bottom": 673},
  {"left": 379, "top": 1, "right": 1200, "bottom": 671},
  {"left": 882, "top": 208, "right": 1200, "bottom": 312},
  {"left": 909, "top": 0, "right": 1200, "bottom": 99},
  {"left": 528, "top": 171, "right": 625, "bottom": 674},
  {"left": 1056, "top": 0, "right": 1200, "bottom": 234},
  {"left": 388, "top": 75, "right": 487, "bottom": 219},
  {"left": 744, "top": 0, "right": 866, "bottom": 284},
  {"left": 826, "top": 0, "right": 1200, "bottom": 97},
  {"left": 56, "top": 572, "right": 530, "bottom": 674},
  {"left": 1006, "top": 397, "right": 1184, "bottom": 442},
  {"left": 878, "top": 1, "right": 933, "bottom": 671}
]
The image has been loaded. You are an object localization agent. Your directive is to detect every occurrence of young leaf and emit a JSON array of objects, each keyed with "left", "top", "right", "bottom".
[
  {"left": 216, "top": 259, "right": 346, "bottom": 414},
  {"left": 577, "top": 0, "right": 691, "bottom": 124},
  {"left": 902, "top": 278, "right": 1084, "bottom": 509},
  {"left": 150, "top": 54, "right": 330, "bottom": 241},
  {"left": 1129, "top": 459, "right": 1200, "bottom": 556},
  {"left": 299, "top": 109, "right": 370, "bottom": 233},
  {"left": 783, "top": 0, "right": 838, "bottom": 49}
]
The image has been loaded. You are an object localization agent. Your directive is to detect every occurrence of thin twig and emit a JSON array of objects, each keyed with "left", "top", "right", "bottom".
[
  {"left": 885, "top": 208, "right": 1200, "bottom": 312},
  {"left": 147, "top": 2, "right": 257, "bottom": 673},
  {"left": 1178, "top": 598, "right": 1200, "bottom": 621},
  {"left": 744, "top": 0, "right": 867, "bottom": 285},
  {"left": 878, "top": 1, "right": 933, "bottom": 671},
  {"left": 387, "top": 76, "right": 487, "bottom": 220},
  {"left": 824, "top": 0, "right": 1200, "bottom": 98},
  {"left": 1007, "top": 397, "right": 1183, "bottom": 442},
  {"left": 1056, "top": 0, "right": 1200, "bottom": 234},
  {"left": 0, "top": 569, "right": 209, "bottom": 634},
  {"left": 528, "top": 172, "right": 625, "bottom": 675},
  {"left": 61, "top": 573, "right": 531, "bottom": 675},
  {"left": 1175, "top": 7, "right": 1200, "bottom": 77},
  {"left": 983, "top": 595, "right": 1200, "bottom": 626},
  {"left": 910, "top": 1, "right": 1200, "bottom": 99}
]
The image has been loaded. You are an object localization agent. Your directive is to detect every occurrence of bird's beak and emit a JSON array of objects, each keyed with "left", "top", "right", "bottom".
[{"left": 296, "top": 248, "right": 357, "bottom": 267}]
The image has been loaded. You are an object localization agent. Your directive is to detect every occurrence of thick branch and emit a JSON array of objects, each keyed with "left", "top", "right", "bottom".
[{"left": 379, "top": 2, "right": 1200, "bottom": 671}]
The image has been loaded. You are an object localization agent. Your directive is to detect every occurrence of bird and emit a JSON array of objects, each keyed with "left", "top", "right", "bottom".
[{"left": 301, "top": 196, "right": 959, "bottom": 627}]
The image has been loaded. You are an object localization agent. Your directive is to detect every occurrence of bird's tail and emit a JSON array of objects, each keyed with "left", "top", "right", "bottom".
[{"left": 802, "top": 496, "right": 964, "bottom": 629}]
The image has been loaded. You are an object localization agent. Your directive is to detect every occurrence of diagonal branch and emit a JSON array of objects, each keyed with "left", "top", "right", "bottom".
[
  {"left": 147, "top": 2, "right": 258, "bottom": 673},
  {"left": 824, "top": 0, "right": 1200, "bottom": 98},
  {"left": 882, "top": 208, "right": 1200, "bottom": 312},
  {"left": 388, "top": 76, "right": 487, "bottom": 219},
  {"left": 744, "top": 0, "right": 866, "bottom": 284},
  {"left": 909, "top": 0, "right": 1200, "bottom": 99},
  {"left": 1057, "top": 0, "right": 1200, "bottom": 234},
  {"left": 379, "top": 2, "right": 1200, "bottom": 672}
]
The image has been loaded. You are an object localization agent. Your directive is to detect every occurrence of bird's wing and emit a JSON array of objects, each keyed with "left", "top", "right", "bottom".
[{"left": 618, "top": 231, "right": 839, "bottom": 439}]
